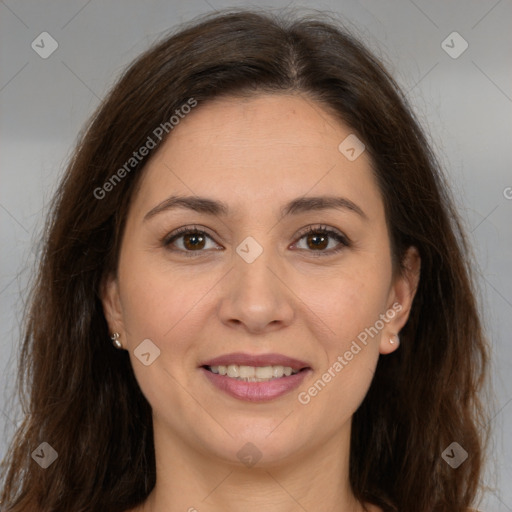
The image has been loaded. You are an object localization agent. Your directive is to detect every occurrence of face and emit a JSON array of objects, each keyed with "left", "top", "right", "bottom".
[{"left": 102, "top": 93, "right": 419, "bottom": 468}]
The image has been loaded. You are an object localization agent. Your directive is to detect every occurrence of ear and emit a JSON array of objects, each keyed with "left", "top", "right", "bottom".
[
  {"left": 380, "top": 246, "right": 421, "bottom": 354},
  {"left": 100, "top": 272, "right": 125, "bottom": 339}
]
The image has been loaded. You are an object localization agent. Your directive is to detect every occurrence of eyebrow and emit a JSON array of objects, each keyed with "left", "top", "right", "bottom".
[{"left": 143, "top": 194, "right": 368, "bottom": 222}]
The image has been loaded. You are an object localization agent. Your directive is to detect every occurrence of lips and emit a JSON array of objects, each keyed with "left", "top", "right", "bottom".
[
  {"left": 199, "top": 352, "right": 312, "bottom": 402},
  {"left": 200, "top": 352, "right": 310, "bottom": 371}
]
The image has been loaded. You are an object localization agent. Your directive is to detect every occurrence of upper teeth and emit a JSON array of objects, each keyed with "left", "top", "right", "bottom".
[{"left": 209, "top": 364, "right": 298, "bottom": 380}]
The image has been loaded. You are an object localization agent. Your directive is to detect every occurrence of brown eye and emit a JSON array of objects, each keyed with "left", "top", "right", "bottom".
[
  {"left": 181, "top": 232, "right": 206, "bottom": 250},
  {"left": 305, "top": 232, "right": 329, "bottom": 250},
  {"left": 163, "top": 227, "right": 221, "bottom": 256},
  {"left": 293, "top": 226, "right": 350, "bottom": 255}
]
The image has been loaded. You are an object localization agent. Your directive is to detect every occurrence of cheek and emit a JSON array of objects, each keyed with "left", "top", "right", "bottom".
[
  {"left": 116, "top": 254, "right": 215, "bottom": 418},
  {"left": 117, "top": 250, "right": 215, "bottom": 349},
  {"left": 295, "top": 274, "right": 386, "bottom": 433},
  {"left": 304, "top": 261, "right": 392, "bottom": 351},
  {"left": 293, "top": 257, "right": 391, "bottom": 413}
]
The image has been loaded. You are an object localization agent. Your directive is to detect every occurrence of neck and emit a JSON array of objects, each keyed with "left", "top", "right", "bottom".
[{"left": 138, "top": 416, "right": 366, "bottom": 512}]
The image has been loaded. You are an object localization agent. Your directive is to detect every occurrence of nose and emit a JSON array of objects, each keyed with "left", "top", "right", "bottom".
[{"left": 217, "top": 244, "right": 295, "bottom": 334}]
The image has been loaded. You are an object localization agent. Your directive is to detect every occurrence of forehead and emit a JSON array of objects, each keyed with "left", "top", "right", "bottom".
[{"left": 131, "top": 93, "right": 384, "bottom": 223}]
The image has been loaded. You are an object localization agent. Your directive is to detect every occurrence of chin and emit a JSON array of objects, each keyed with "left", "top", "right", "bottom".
[{"left": 202, "top": 423, "right": 312, "bottom": 469}]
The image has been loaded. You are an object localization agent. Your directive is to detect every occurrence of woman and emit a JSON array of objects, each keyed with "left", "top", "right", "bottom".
[{"left": 0, "top": 9, "right": 489, "bottom": 512}]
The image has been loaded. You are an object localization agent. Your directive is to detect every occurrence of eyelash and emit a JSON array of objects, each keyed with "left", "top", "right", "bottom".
[{"left": 162, "top": 224, "right": 351, "bottom": 258}]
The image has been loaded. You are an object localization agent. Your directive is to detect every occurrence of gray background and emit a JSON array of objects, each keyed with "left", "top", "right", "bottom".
[{"left": 1, "top": 0, "right": 510, "bottom": 509}]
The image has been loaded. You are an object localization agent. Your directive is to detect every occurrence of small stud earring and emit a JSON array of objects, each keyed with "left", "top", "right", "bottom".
[
  {"left": 111, "top": 332, "right": 123, "bottom": 349},
  {"left": 390, "top": 334, "right": 400, "bottom": 346}
]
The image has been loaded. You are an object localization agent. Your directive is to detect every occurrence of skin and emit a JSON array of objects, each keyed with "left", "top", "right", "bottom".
[{"left": 102, "top": 93, "right": 420, "bottom": 512}]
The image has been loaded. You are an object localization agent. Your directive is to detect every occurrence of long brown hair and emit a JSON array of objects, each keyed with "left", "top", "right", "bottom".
[{"left": 0, "top": 8, "right": 489, "bottom": 512}]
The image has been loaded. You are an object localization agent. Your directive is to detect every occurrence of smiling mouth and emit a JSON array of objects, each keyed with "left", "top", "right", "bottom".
[{"left": 203, "top": 364, "right": 308, "bottom": 382}]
